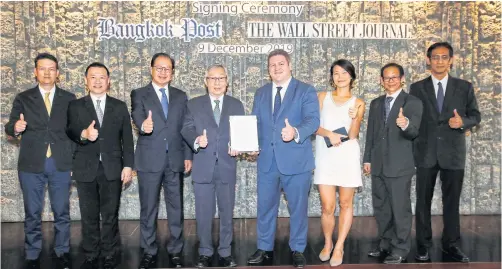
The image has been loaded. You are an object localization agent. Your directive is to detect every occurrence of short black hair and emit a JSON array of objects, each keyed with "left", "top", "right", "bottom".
[
  {"left": 34, "top": 53, "right": 58, "bottom": 69},
  {"left": 330, "top": 59, "right": 356, "bottom": 88},
  {"left": 427, "top": 42, "right": 454, "bottom": 58},
  {"left": 150, "top": 53, "right": 175, "bottom": 69},
  {"left": 268, "top": 49, "right": 291, "bottom": 65},
  {"left": 380, "top": 63, "right": 404, "bottom": 78},
  {"left": 85, "top": 62, "right": 110, "bottom": 76}
]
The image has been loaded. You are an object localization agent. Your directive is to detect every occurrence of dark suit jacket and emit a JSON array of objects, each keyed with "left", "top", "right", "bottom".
[
  {"left": 131, "top": 83, "right": 193, "bottom": 173},
  {"left": 181, "top": 94, "right": 245, "bottom": 184},
  {"left": 409, "top": 75, "right": 481, "bottom": 170},
  {"left": 66, "top": 95, "right": 134, "bottom": 182},
  {"left": 363, "top": 91, "right": 423, "bottom": 177},
  {"left": 5, "top": 86, "right": 76, "bottom": 173}
]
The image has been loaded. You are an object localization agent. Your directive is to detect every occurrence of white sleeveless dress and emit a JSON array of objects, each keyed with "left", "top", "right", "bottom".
[{"left": 314, "top": 94, "right": 363, "bottom": 187}]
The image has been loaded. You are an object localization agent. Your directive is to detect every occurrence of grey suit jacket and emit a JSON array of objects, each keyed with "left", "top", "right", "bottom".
[
  {"left": 131, "top": 83, "right": 193, "bottom": 173},
  {"left": 181, "top": 94, "right": 245, "bottom": 184},
  {"left": 409, "top": 76, "right": 481, "bottom": 169},
  {"left": 363, "top": 91, "right": 423, "bottom": 177}
]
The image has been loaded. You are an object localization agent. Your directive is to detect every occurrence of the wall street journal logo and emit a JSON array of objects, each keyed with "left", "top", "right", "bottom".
[{"left": 97, "top": 17, "right": 223, "bottom": 42}]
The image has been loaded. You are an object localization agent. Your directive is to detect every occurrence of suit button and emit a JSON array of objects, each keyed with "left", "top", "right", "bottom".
[
  {"left": 213, "top": 152, "right": 216, "bottom": 156},
  {"left": 438, "top": 137, "right": 442, "bottom": 140},
  {"left": 164, "top": 138, "right": 166, "bottom": 141},
  {"left": 99, "top": 138, "right": 104, "bottom": 141},
  {"left": 271, "top": 142, "right": 274, "bottom": 146}
]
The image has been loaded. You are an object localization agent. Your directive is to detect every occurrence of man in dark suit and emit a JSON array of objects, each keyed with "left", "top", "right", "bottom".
[
  {"left": 181, "top": 65, "right": 245, "bottom": 268},
  {"left": 247, "top": 49, "right": 320, "bottom": 268},
  {"left": 363, "top": 63, "right": 423, "bottom": 264},
  {"left": 5, "top": 53, "right": 75, "bottom": 269},
  {"left": 410, "top": 42, "right": 481, "bottom": 263},
  {"left": 131, "top": 53, "right": 193, "bottom": 269},
  {"left": 66, "top": 62, "right": 134, "bottom": 269}
]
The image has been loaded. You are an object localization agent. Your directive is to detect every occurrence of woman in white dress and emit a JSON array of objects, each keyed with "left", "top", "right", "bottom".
[{"left": 314, "top": 59, "right": 365, "bottom": 266}]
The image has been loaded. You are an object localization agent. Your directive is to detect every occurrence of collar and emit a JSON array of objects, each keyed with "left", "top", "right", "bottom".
[
  {"left": 272, "top": 76, "right": 293, "bottom": 91},
  {"left": 386, "top": 88, "right": 403, "bottom": 99},
  {"left": 431, "top": 73, "right": 449, "bottom": 87}
]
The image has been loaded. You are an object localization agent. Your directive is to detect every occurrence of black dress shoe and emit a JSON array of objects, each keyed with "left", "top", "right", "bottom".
[
  {"left": 138, "top": 254, "right": 156, "bottom": 269},
  {"left": 80, "top": 257, "right": 98, "bottom": 269},
  {"left": 444, "top": 246, "right": 469, "bottom": 263},
  {"left": 195, "top": 255, "right": 212, "bottom": 268},
  {"left": 247, "top": 249, "right": 274, "bottom": 264},
  {"left": 55, "top": 253, "right": 71, "bottom": 269},
  {"left": 383, "top": 254, "right": 405, "bottom": 264},
  {"left": 219, "top": 255, "right": 237, "bottom": 267},
  {"left": 24, "top": 258, "right": 40, "bottom": 269},
  {"left": 292, "top": 251, "right": 306, "bottom": 268},
  {"left": 367, "top": 247, "right": 389, "bottom": 257},
  {"left": 169, "top": 252, "right": 183, "bottom": 268},
  {"left": 415, "top": 246, "right": 430, "bottom": 261},
  {"left": 104, "top": 256, "right": 117, "bottom": 269}
]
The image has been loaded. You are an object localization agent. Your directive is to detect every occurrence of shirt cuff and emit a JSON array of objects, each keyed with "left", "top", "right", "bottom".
[
  {"left": 401, "top": 117, "right": 409, "bottom": 131},
  {"left": 294, "top": 127, "right": 300, "bottom": 143},
  {"left": 194, "top": 141, "right": 200, "bottom": 151}
]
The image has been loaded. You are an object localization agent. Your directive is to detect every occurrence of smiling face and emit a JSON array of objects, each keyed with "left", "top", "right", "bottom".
[
  {"left": 205, "top": 66, "right": 228, "bottom": 98},
  {"left": 332, "top": 65, "right": 352, "bottom": 90},
  {"left": 380, "top": 66, "right": 404, "bottom": 95},
  {"left": 268, "top": 55, "right": 292, "bottom": 85},
  {"left": 85, "top": 66, "right": 110, "bottom": 96},
  {"left": 151, "top": 56, "right": 173, "bottom": 87},
  {"left": 427, "top": 46, "right": 453, "bottom": 79},
  {"left": 34, "top": 58, "right": 59, "bottom": 88}
]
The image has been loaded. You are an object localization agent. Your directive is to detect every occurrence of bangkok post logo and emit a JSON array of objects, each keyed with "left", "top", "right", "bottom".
[{"left": 97, "top": 17, "right": 223, "bottom": 42}]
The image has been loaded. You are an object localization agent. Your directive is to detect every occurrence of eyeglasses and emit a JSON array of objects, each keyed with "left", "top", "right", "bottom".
[
  {"left": 382, "top": 76, "right": 401, "bottom": 82},
  {"left": 153, "top": 66, "right": 173, "bottom": 73},
  {"left": 430, "top": 55, "right": 450, "bottom": 61},
  {"left": 206, "top": 77, "right": 227, "bottom": 83}
]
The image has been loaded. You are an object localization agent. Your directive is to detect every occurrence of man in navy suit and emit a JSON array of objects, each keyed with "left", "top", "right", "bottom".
[
  {"left": 247, "top": 49, "right": 320, "bottom": 268},
  {"left": 131, "top": 53, "right": 193, "bottom": 269},
  {"left": 181, "top": 65, "right": 245, "bottom": 268}
]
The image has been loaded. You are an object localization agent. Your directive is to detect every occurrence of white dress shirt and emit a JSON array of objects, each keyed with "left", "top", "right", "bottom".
[
  {"left": 152, "top": 82, "right": 170, "bottom": 103},
  {"left": 271, "top": 76, "right": 299, "bottom": 142},
  {"left": 431, "top": 74, "right": 449, "bottom": 97},
  {"left": 38, "top": 85, "right": 55, "bottom": 107}
]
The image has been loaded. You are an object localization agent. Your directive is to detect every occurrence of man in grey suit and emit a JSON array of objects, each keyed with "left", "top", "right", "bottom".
[
  {"left": 131, "top": 53, "right": 193, "bottom": 269},
  {"left": 363, "top": 63, "right": 423, "bottom": 264},
  {"left": 181, "top": 65, "right": 245, "bottom": 268}
]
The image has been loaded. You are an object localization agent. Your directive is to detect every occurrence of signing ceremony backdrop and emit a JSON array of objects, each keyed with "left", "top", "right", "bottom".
[{"left": 1, "top": 1, "right": 501, "bottom": 222}]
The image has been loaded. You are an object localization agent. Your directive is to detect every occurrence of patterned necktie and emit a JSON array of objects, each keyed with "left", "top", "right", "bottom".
[
  {"left": 437, "top": 82, "right": 444, "bottom": 113},
  {"left": 385, "top": 96, "right": 394, "bottom": 123},
  {"left": 96, "top": 99, "right": 104, "bottom": 125},
  {"left": 214, "top": 99, "right": 221, "bottom": 126},
  {"left": 159, "top": 88, "right": 169, "bottom": 119},
  {"left": 44, "top": 92, "right": 52, "bottom": 157},
  {"left": 273, "top": 86, "right": 282, "bottom": 119}
]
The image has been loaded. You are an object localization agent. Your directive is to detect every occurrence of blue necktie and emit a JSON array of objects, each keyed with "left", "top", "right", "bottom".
[
  {"left": 437, "top": 82, "right": 444, "bottom": 113},
  {"left": 273, "top": 86, "right": 282, "bottom": 120},
  {"left": 385, "top": 96, "right": 394, "bottom": 123},
  {"left": 159, "top": 88, "right": 169, "bottom": 119}
]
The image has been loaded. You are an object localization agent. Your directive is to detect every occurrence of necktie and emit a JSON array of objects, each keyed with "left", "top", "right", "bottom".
[
  {"left": 385, "top": 96, "right": 394, "bottom": 123},
  {"left": 159, "top": 88, "right": 169, "bottom": 119},
  {"left": 96, "top": 99, "right": 104, "bottom": 125},
  {"left": 214, "top": 99, "right": 221, "bottom": 126},
  {"left": 437, "top": 82, "right": 444, "bottom": 113},
  {"left": 44, "top": 92, "right": 52, "bottom": 157},
  {"left": 273, "top": 86, "right": 282, "bottom": 119}
]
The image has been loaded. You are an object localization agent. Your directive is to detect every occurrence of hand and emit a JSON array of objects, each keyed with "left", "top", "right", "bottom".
[
  {"left": 14, "top": 113, "right": 27, "bottom": 133},
  {"left": 196, "top": 129, "right": 208, "bottom": 148},
  {"left": 348, "top": 103, "right": 362, "bottom": 119},
  {"left": 142, "top": 110, "right": 154, "bottom": 134},
  {"left": 281, "top": 118, "right": 295, "bottom": 142},
  {"left": 228, "top": 146, "right": 240, "bottom": 157},
  {"left": 184, "top": 160, "right": 192, "bottom": 173},
  {"left": 121, "top": 167, "right": 132, "bottom": 184},
  {"left": 363, "top": 163, "right": 371, "bottom": 175},
  {"left": 82, "top": 120, "right": 99, "bottom": 141},
  {"left": 449, "top": 109, "right": 464, "bottom": 129},
  {"left": 396, "top": 107, "right": 409, "bottom": 129},
  {"left": 328, "top": 132, "right": 347, "bottom": 147}
]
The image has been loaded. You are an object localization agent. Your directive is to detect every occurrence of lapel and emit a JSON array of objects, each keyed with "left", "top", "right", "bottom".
[
  {"left": 218, "top": 95, "right": 229, "bottom": 135},
  {"left": 423, "top": 76, "right": 440, "bottom": 119},
  {"left": 101, "top": 95, "right": 114, "bottom": 128},
  {"left": 203, "top": 94, "right": 218, "bottom": 128},
  {"left": 440, "top": 75, "right": 456, "bottom": 120},
  {"left": 385, "top": 91, "right": 406, "bottom": 130},
  {"left": 376, "top": 96, "right": 385, "bottom": 133},
  {"left": 147, "top": 83, "right": 167, "bottom": 122},
  {"left": 276, "top": 78, "right": 297, "bottom": 120},
  {"left": 29, "top": 86, "right": 50, "bottom": 121},
  {"left": 49, "top": 87, "right": 65, "bottom": 121},
  {"left": 84, "top": 95, "right": 101, "bottom": 129},
  {"left": 263, "top": 83, "right": 273, "bottom": 124}
]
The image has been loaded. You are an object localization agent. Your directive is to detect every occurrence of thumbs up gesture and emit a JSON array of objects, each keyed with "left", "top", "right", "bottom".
[
  {"left": 83, "top": 120, "right": 99, "bottom": 141},
  {"left": 449, "top": 109, "right": 464, "bottom": 129},
  {"left": 281, "top": 118, "right": 295, "bottom": 142},
  {"left": 348, "top": 103, "right": 362, "bottom": 119},
  {"left": 396, "top": 107, "right": 408, "bottom": 129},
  {"left": 14, "top": 113, "right": 27, "bottom": 133},
  {"left": 142, "top": 110, "right": 154, "bottom": 134},
  {"left": 196, "top": 129, "right": 208, "bottom": 148}
]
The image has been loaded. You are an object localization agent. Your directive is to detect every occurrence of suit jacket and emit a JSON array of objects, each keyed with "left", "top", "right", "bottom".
[
  {"left": 252, "top": 77, "right": 320, "bottom": 175},
  {"left": 131, "top": 83, "right": 193, "bottom": 173},
  {"left": 66, "top": 95, "right": 134, "bottom": 182},
  {"left": 181, "top": 94, "right": 245, "bottom": 184},
  {"left": 363, "top": 91, "right": 423, "bottom": 177},
  {"left": 409, "top": 76, "right": 481, "bottom": 170},
  {"left": 5, "top": 86, "right": 76, "bottom": 173}
]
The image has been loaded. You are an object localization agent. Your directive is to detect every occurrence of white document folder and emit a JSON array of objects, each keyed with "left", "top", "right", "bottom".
[{"left": 229, "top": 115, "right": 259, "bottom": 152}]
